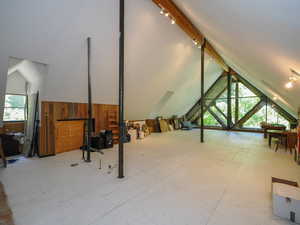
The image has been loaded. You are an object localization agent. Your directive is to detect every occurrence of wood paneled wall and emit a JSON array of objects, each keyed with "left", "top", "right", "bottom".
[
  {"left": 39, "top": 101, "right": 118, "bottom": 157},
  {"left": 0, "top": 122, "right": 25, "bottom": 134}
]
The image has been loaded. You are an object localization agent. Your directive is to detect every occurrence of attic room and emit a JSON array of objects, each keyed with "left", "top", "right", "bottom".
[{"left": 0, "top": 0, "right": 300, "bottom": 225}]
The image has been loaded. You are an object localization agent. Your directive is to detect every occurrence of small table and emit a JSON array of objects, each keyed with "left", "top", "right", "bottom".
[
  {"left": 267, "top": 130, "right": 297, "bottom": 151},
  {"left": 268, "top": 129, "right": 285, "bottom": 147},
  {"left": 262, "top": 125, "right": 286, "bottom": 139}
]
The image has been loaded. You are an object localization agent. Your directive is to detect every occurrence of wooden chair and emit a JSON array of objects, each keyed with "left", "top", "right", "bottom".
[
  {"left": 287, "top": 132, "right": 297, "bottom": 154},
  {"left": 0, "top": 139, "right": 7, "bottom": 168},
  {"left": 274, "top": 137, "right": 282, "bottom": 152},
  {"left": 274, "top": 132, "right": 297, "bottom": 154},
  {"left": 272, "top": 132, "right": 285, "bottom": 152}
]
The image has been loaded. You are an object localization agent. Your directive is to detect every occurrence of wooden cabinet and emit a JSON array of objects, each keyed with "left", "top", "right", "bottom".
[
  {"left": 39, "top": 101, "right": 118, "bottom": 157},
  {"left": 55, "top": 120, "right": 84, "bottom": 154}
]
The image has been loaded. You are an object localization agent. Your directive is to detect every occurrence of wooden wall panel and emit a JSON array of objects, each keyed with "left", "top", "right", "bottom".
[
  {"left": 0, "top": 122, "right": 25, "bottom": 134},
  {"left": 55, "top": 120, "right": 84, "bottom": 154},
  {"left": 39, "top": 101, "right": 118, "bottom": 157}
]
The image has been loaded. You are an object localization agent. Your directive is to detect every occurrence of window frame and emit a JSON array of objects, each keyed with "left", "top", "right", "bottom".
[{"left": 3, "top": 93, "right": 27, "bottom": 122}]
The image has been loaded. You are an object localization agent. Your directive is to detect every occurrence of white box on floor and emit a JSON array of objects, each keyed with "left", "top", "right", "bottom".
[{"left": 273, "top": 182, "right": 300, "bottom": 223}]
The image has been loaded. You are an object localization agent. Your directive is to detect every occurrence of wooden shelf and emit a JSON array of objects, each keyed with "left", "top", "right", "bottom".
[{"left": 107, "top": 110, "right": 119, "bottom": 144}]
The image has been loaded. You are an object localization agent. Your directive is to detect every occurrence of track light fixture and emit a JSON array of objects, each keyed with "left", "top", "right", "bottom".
[
  {"left": 284, "top": 68, "right": 300, "bottom": 89},
  {"left": 273, "top": 96, "right": 278, "bottom": 101},
  {"left": 285, "top": 76, "right": 297, "bottom": 89},
  {"left": 285, "top": 81, "right": 294, "bottom": 89},
  {"left": 158, "top": 8, "right": 175, "bottom": 25}
]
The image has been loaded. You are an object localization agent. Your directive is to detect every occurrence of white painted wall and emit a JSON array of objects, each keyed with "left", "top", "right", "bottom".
[
  {"left": 124, "top": 0, "right": 222, "bottom": 120},
  {"left": 6, "top": 71, "right": 27, "bottom": 95},
  {"left": 0, "top": 0, "right": 221, "bottom": 124},
  {"left": 7, "top": 58, "right": 48, "bottom": 96}
]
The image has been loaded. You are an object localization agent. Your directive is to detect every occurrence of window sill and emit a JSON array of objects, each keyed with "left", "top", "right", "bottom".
[{"left": 3, "top": 121, "right": 25, "bottom": 123}]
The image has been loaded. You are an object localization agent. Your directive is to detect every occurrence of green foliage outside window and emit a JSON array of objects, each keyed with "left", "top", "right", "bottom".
[
  {"left": 3, "top": 95, "right": 26, "bottom": 121},
  {"left": 203, "top": 111, "right": 220, "bottom": 126}
]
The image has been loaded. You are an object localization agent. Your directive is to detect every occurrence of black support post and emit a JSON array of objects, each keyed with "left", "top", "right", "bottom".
[
  {"left": 235, "top": 81, "right": 239, "bottom": 124},
  {"left": 200, "top": 39, "right": 206, "bottom": 143},
  {"left": 227, "top": 70, "right": 232, "bottom": 129},
  {"left": 86, "top": 37, "right": 92, "bottom": 163},
  {"left": 118, "top": 0, "right": 125, "bottom": 179}
]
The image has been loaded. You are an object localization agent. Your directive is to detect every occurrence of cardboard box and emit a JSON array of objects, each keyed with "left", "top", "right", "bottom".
[{"left": 273, "top": 182, "right": 300, "bottom": 223}]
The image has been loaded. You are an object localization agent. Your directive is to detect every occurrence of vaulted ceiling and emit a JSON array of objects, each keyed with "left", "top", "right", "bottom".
[
  {"left": 0, "top": 0, "right": 299, "bottom": 122},
  {"left": 174, "top": 0, "right": 300, "bottom": 117}
]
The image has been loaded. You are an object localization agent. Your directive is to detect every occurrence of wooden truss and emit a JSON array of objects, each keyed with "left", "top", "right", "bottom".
[{"left": 186, "top": 72, "right": 297, "bottom": 130}]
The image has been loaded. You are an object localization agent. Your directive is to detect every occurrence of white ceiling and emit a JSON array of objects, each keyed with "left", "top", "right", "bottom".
[
  {"left": 174, "top": 0, "right": 300, "bottom": 117},
  {"left": 0, "top": 0, "right": 299, "bottom": 121}
]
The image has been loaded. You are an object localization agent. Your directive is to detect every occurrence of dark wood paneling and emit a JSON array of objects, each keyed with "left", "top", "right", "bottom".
[
  {"left": 39, "top": 101, "right": 118, "bottom": 157},
  {"left": 55, "top": 120, "right": 84, "bottom": 154}
]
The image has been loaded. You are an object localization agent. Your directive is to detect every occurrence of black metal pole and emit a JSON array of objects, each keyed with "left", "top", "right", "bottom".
[
  {"left": 118, "top": 0, "right": 125, "bottom": 179},
  {"left": 86, "top": 37, "right": 92, "bottom": 163},
  {"left": 266, "top": 98, "right": 268, "bottom": 123},
  {"left": 227, "top": 70, "right": 232, "bottom": 129},
  {"left": 235, "top": 80, "right": 239, "bottom": 124},
  {"left": 200, "top": 39, "right": 206, "bottom": 143}
]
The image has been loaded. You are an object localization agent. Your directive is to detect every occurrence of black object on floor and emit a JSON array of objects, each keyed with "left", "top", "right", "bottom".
[
  {"left": 70, "top": 163, "right": 79, "bottom": 167},
  {"left": 99, "top": 130, "right": 113, "bottom": 149},
  {"left": 0, "top": 134, "right": 20, "bottom": 157},
  {"left": 7, "top": 159, "right": 19, "bottom": 164},
  {"left": 91, "top": 136, "right": 105, "bottom": 150}
]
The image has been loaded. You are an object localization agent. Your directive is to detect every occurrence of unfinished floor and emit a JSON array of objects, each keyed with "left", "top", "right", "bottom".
[{"left": 0, "top": 130, "right": 299, "bottom": 225}]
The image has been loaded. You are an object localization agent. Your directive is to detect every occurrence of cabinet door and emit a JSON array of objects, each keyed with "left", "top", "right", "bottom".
[{"left": 55, "top": 121, "right": 84, "bottom": 154}]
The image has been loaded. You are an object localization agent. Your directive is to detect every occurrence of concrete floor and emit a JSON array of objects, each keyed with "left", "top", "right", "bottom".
[{"left": 0, "top": 130, "right": 299, "bottom": 225}]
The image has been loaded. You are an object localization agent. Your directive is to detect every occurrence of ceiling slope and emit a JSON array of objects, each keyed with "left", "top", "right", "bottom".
[
  {"left": 174, "top": 0, "right": 300, "bottom": 117},
  {"left": 124, "top": 0, "right": 223, "bottom": 120}
]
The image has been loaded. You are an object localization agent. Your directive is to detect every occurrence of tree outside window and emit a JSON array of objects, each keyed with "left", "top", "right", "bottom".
[{"left": 3, "top": 94, "right": 26, "bottom": 121}]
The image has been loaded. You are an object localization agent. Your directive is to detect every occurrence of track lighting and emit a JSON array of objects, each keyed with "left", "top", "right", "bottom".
[
  {"left": 284, "top": 69, "right": 300, "bottom": 89},
  {"left": 159, "top": 8, "right": 175, "bottom": 25},
  {"left": 285, "top": 76, "right": 297, "bottom": 89},
  {"left": 193, "top": 39, "right": 198, "bottom": 45},
  {"left": 273, "top": 96, "right": 278, "bottom": 101},
  {"left": 285, "top": 81, "right": 294, "bottom": 89}
]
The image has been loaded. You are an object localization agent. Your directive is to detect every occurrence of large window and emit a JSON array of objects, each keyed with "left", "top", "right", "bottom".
[
  {"left": 193, "top": 74, "right": 296, "bottom": 130},
  {"left": 3, "top": 94, "right": 26, "bottom": 121}
]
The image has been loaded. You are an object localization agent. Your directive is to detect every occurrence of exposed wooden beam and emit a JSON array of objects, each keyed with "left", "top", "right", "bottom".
[
  {"left": 152, "top": 0, "right": 229, "bottom": 72},
  {"left": 214, "top": 104, "right": 227, "bottom": 120},
  {"left": 193, "top": 86, "right": 227, "bottom": 122},
  {"left": 208, "top": 108, "right": 226, "bottom": 128},
  {"left": 233, "top": 100, "right": 265, "bottom": 128}
]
